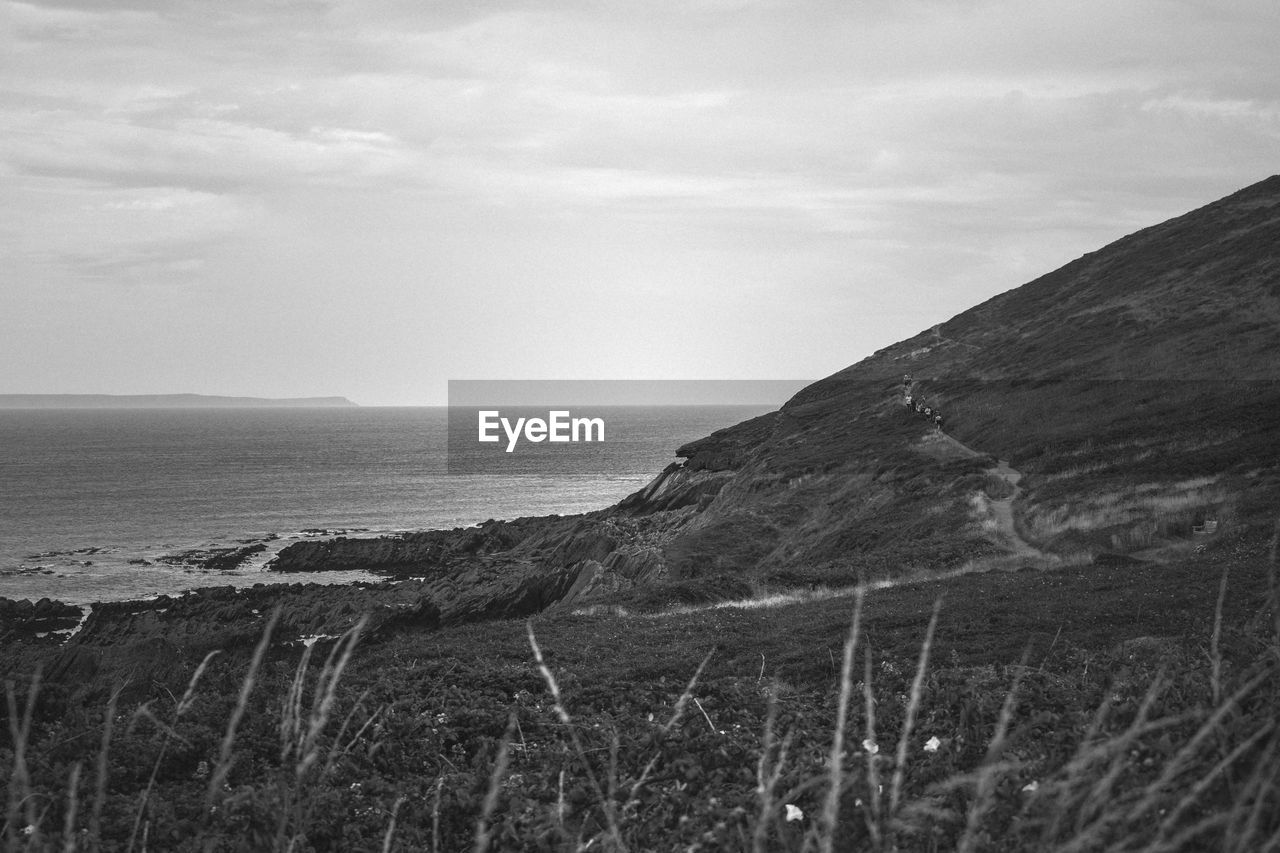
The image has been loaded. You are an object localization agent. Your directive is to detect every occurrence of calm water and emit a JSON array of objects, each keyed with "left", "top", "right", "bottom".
[{"left": 0, "top": 406, "right": 766, "bottom": 605}]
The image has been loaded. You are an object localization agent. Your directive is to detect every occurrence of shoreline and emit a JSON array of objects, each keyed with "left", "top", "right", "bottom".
[{"left": 0, "top": 526, "right": 449, "bottom": 608}]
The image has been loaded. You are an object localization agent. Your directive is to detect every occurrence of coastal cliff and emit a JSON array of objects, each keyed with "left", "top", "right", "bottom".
[
  {"left": 12, "top": 176, "right": 1280, "bottom": 680},
  {"left": 261, "top": 176, "right": 1280, "bottom": 611}
]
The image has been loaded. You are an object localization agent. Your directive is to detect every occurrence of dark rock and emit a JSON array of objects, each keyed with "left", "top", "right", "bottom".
[{"left": 0, "top": 596, "right": 84, "bottom": 641}]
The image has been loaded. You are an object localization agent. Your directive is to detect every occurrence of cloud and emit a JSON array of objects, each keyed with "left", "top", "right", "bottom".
[
  {"left": 2, "top": 0, "right": 1278, "bottom": 399},
  {"left": 0, "top": 176, "right": 253, "bottom": 285},
  {"left": 58, "top": 243, "right": 209, "bottom": 283},
  {"left": 1141, "top": 93, "right": 1280, "bottom": 123}
]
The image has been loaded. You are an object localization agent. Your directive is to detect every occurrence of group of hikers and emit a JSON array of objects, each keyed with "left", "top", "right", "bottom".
[{"left": 901, "top": 374, "right": 944, "bottom": 429}]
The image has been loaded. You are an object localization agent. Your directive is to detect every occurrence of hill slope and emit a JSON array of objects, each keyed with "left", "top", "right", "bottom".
[
  {"left": 654, "top": 175, "right": 1280, "bottom": 580},
  {"left": 268, "top": 175, "right": 1280, "bottom": 606}
]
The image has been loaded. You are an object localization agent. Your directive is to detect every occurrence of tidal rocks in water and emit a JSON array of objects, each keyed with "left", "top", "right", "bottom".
[
  {"left": 0, "top": 565, "right": 56, "bottom": 576},
  {"left": 25, "top": 546, "right": 102, "bottom": 560},
  {"left": 155, "top": 542, "right": 267, "bottom": 572},
  {"left": 299, "top": 527, "right": 370, "bottom": 536},
  {"left": 203, "top": 543, "right": 267, "bottom": 571}
]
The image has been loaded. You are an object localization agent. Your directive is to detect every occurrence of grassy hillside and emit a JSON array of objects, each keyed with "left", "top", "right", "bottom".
[
  {"left": 628, "top": 176, "right": 1280, "bottom": 589},
  {"left": 3, "top": 530, "right": 1276, "bottom": 851}
]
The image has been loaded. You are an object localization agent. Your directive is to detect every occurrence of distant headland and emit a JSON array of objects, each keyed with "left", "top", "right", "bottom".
[{"left": 0, "top": 393, "right": 359, "bottom": 409}]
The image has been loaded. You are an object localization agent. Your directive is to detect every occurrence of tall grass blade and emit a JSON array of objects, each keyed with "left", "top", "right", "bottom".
[
  {"left": 1226, "top": 732, "right": 1279, "bottom": 851},
  {"left": 381, "top": 795, "right": 406, "bottom": 853},
  {"left": 1142, "top": 719, "right": 1274, "bottom": 852},
  {"left": 752, "top": 683, "right": 793, "bottom": 853},
  {"left": 957, "top": 650, "right": 1028, "bottom": 853},
  {"left": 4, "top": 673, "right": 40, "bottom": 850},
  {"left": 61, "top": 761, "right": 82, "bottom": 853},
  {"left": 1211, "top": 566, "right": 1229, "bottom": 705},
  {"left": 89, "top": 682, "right": 123, "bottom": 852},
  {"left": 861, "top": 645, "right": 883, "bottom": 850},
  {"left": 472, "top": 712, "right": 516, "bottom": 853},
  {"left": 818, "top": 585, "right": 865, "bottom": 853},
  {"left": 889, "top": 596, "right": 942, "bottom": 817},
  {"left": 527, "top": 621, "right": 626, "bottom": 852},
  {"left": 431, "top": 775, "right": 443, "bottom": 853},
  {"left": 625, "top": 649, "right": 715, "bottom": 818},
  {"left": 205, "top": 606, "right": 279, "bottom": 816},
  {"left": 128, "top": 650, "right": 220, "bottom": 853},
  {"left": 1071, "top": 671, "right": 1167, "bottom": 840},
  {"left": 1123, "top": 666, "right": 1272, "bottom": 830},
  {"left": 752, "top": 685, "right": 779, "bottom": 853},
  {"left": 663, "top": 650, "right": 713, "bottom": 735}
]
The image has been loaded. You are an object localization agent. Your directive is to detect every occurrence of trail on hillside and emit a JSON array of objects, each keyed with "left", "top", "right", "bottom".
[
  {"left": 931, "top": 430, "right": 1044, "bottom": 559},
  {"left": 986, "top": 457, "right": 1041, "bottom": 557},
  {"left": 582, "top": 419, "right": 1050, "bottom": 622}
]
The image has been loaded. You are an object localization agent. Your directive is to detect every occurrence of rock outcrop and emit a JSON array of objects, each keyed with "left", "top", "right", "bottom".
[{"left": 0, "top": 596, "right": 83, "bottom": 641}]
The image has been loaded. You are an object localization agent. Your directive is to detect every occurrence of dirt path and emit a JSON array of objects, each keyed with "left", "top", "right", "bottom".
[
  {"left": 600, "top": 421, "right": 1045, "bottom": 620},
  {"left": 930, "top": 430, "right": 1043, "bottom": 559},
  {"left": 986, "top": 458, "right": 1040, "bottom": 557}
]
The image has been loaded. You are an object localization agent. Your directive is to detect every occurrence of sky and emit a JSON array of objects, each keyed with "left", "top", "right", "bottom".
[{"left": 2, "top": 0, "right": 1277, "bottom": 405}]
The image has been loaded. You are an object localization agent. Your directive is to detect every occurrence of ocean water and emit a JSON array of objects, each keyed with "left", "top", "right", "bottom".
[{"left": 0, "top": 405, "right": 767, "bottom": 605}]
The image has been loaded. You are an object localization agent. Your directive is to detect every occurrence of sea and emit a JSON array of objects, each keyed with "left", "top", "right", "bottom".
[{"left": 0, "top": 405, "right": 769, "bottom": 606}]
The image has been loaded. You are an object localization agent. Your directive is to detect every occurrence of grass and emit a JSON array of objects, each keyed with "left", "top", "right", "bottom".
[
  {"left": 1022, "top": 477, "right": 1230, "bottom": 554},
  {"left": 2, "top": 527, "right": 1278, "bottom": 850}
]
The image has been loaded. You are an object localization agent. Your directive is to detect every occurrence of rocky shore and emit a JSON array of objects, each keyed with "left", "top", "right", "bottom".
[
  {"left": 0, "top": 596, "right": 83, "bottom": 641},
  {"left": 0, "top": 424, "right": 768, "bottom": 708},
  {"left": 154, "top": 542, "right": 269, "bottom": 572}
]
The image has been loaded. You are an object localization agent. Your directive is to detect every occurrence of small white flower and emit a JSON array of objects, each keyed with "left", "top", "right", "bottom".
[
  {"left": 1022, "top": 781, "right": 1039, "bottom": 793},
  {"left": 785, "top": 804, "right": 804, "bottom": 822},
  {"left": 924, "top": 736, "right": 941, "bottom": 753},
  {"left": 862, "top": 738, "right": 879, "bottom": 754},
  {"left": 22, "top": 825, "right": 35, "bottom": 836}
]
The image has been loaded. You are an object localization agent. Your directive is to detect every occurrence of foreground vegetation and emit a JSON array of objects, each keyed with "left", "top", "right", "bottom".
[{"left": 4, "top": 526, "right": 1279, "bottom": 851}]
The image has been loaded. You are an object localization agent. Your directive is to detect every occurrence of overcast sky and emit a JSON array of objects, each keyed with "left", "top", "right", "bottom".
[{"left": 2, "top": 0, "right": 1277, "bottom": 405}]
